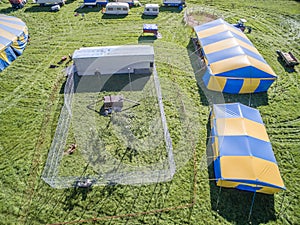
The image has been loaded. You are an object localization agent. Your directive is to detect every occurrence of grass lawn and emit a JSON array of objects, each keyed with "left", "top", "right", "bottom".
[{"left": 0, "top": 0, "right": 299, "bottom": 224}]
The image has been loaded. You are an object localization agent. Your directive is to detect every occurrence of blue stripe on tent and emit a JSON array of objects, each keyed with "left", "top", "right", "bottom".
[
  {"left": 200, "top": 30, "right": 253, "bottom": 47},
  {"left": 228, "top": 178, "right": 286, "bottom": 190},
  {"left": 216, "top": 66, "right": 276, "bottom": 79},
  {"left": 0, "top": 58, "right": 9, "bottom": 72},
  {"left": 218, "top": 136, "right": 277, "bottom": 163},
  {"left": 239, "top": 104, "right": 264, "bottom": 124},
  {"left": 5, "top": 47, "right": 17, "bottom": 63},
  {"left": 205, "top": 46, "right": 266, "bottom": 64},
  {"left": 254, "top": 79, "right": 275, "bottom": 93},
  {"left": 214, "top": 156, "right": 222, "bottom": 180},
  {"left": 236, "top": 184, "right": 262, "bottom": 192},
  {"left": 0, "top": 36, "right": 12, "bottom": 47},
  {"left": 202, "top": 68, "right": 211, "bottom": 87},
  {"left": 223, "top": 78, "right": 243, "bottom": 93}
]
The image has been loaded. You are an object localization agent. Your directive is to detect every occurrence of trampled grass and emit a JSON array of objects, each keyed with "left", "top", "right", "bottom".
[{"left": 0, "top": 0, "right": 299, "bottom": 224}]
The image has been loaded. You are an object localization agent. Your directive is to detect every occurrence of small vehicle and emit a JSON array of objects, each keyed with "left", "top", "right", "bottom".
[
  {"left": 276, "top": 50, "right": 299, "bottom": 68},
  {"left": 163, "top": 0, "right": 185, "bottom": 7},
  {"left": 83, "top": 0, "right": 108, "bottom": 7},
  {"left": 143, "top": 4, "right": 159, "bottom": 16},
  {"left": 34, "top": 0, "right": 65, "bottom": 6},
  {"left": 233, "top": 19, "right": 247, "bottom": 32},
  {"left": 9, "top": 0, "right": 27, "bottom": 9}
]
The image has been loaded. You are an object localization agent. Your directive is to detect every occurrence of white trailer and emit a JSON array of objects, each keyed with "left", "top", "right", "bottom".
[
  {"left": 143, "top": 4, "right": 159, "bottom": 16},
  {"left": 73, "top": 45, "right": 154, "bottom": 76},
  {"left": 33, "top": 0, "right": 65, "bottom": 6},
  {"left": 104, "top": 2, "right": 129, "bottom": 15},
  {"left": 163, "top": 0, "right": 185, "bottom": 7},
  {"left": 83, "top": 0, "right": 108, "bottom": 7}
]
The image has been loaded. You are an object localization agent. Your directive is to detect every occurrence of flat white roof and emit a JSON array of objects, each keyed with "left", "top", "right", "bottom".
[
  {"left": 145, "top": 4, "right": 159, "bottom": 8},
  {"left": 73, "top": 45, "right": 154, "bottom": 59},
  {"left": 106, "top": 2, "right": 129, "bottom": 7}
]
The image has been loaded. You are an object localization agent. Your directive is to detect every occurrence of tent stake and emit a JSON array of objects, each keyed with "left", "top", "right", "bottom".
[{"left": 248, "top": 191, "right": 256, "bottom": 222}]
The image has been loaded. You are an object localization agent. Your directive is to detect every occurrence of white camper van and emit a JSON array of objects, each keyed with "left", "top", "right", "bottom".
[
  {"left": 104, "top": 2, "right": 129, "bottom": 15},
  {"left": 34, "top": 0, "right": 65, "bottom": 6},
  {"left": 143, "top": 4, "right": 159, "bottom": 16}
]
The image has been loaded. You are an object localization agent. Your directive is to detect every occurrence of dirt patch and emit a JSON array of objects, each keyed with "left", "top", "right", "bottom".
[{"left": 185, "top": 11, "right": 217, "bottom": 27}]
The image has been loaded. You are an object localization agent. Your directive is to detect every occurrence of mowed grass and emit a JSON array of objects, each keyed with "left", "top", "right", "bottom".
[{"left": 0, "top": 0, "right": 299, "bottom": 224}]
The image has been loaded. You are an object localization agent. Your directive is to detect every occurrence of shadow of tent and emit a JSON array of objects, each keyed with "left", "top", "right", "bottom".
[
  {"left": 187, "top": 38, "right": 269, "bottom": 107},
  {"left": 206, "top": 120, "right": 276, "bottom": 225},
  {"left": 73, "top": 73, "right": 151, "bottom": 93},
  {"left": 138, "top": 35, "right": 157, "bottom": 44}
]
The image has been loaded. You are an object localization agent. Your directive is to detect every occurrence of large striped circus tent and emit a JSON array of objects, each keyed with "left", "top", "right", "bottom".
[
  {"left": 210, "top": 103, "right": 285, "bottom": 194},
  {"left": 194, "top": 19, "right": 277, "bottom": 94},
  {"left": 0, "top": 14, "right": 28, "bottom": 72}
]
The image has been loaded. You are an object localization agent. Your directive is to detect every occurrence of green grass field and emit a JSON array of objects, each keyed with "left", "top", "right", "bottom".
[{"left": 0, "top": 0, "right": 299, "bottom": 224}]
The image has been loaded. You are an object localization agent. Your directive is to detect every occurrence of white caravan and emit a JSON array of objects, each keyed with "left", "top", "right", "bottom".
[{"left": 104, "top": 2, "right": 129, "bottom": 15}]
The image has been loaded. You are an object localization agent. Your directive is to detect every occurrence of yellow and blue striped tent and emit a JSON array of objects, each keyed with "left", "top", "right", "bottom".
[
  {"left": 194, "top": 19, "right": 277, "bottom": 94},
  {"left": 0, "top": 14, "right": 28, "bottom": 72},
  {"left": 210, "top": 103, "right": 285, "bottom": 194}
]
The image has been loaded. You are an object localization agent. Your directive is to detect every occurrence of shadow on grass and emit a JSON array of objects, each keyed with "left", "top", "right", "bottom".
[
  {"left": 0, "top": 7, "right": 15, "bottom": 14},
  {"left": 101, "top": 14, "right": 128, "bottom": 19},
  {"left": 24, "top": 5, "right": 53, "bottom": 13},
  {"left": 74, "top": 5, "right": 102, "bottom": 14},
  {"left": 206, "top": 120, "right": 276, "bottom": 225},
  {"left": 141, "top": 14, "right": 158, "bottom": 19},
  {"left": 138, "top": 35, "right": 157, "bottom": 44},
  {"left": 186, "top": 38, "right": 269, "bottom": 107},
  {"left": 73, "top": 73, "right": 151, "bottom": 93},
  {"left": 159, "top": 6, "right": 183, "bottom": 13},
  {"left": 277, "top": 57, "right": 297, "bottom": 73}
]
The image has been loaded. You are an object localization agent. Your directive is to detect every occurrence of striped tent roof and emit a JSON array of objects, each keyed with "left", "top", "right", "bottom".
[
  {"left": 210, "top": 103, "right": 285, "bottom": 194},
  {"left": 0, "top": 14, "right": 28, "bottom": 72},
  {"left": 194, "top": 19, "right": 277, "bottom": 94}
]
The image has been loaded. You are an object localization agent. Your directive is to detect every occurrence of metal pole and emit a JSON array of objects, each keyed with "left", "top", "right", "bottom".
[
  {"left": 216, "top": 185, "right": 222, "bottom": 210},
  {"left": 248, "top": 191, "right": 257, "bottom": 222},
  {"left": 128, "top": 67, "right": 132, "bottom": 92}
]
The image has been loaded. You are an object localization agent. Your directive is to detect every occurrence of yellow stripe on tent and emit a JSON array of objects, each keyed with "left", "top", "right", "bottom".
[
  {"left": 248, "top": 56, "right": 277, "bottom": 77},
  {"left": 212, "top": 136, "right": 219, "bottom": 159},
  {"left": 207, "top": 75, "right": 227, "bottom": 91},
  {"left": 215, "top": 118, "right": 270, "bottom": 142},
  {"left": 216, "top": 180, "right": 282, "bottom": 194},
  {"left": 0, "top": 43, "right": 5, "bottom": 51},
  {"left": 0, "top": 51, "right": 9, "bottom": 63},
  {"left": 239, "top": 78, "right": 261, "bottom": 93},
  {"left": 197, "top": 23, "right": 248, "bottom": 40},
  {"left": 0, "top": 28, "right": 18, "bottom": 42},
  {"left": 0, "top": 20, "right": 25, "bottom": 31},
  {"left": 210, "top": 55, "right": 251, "bottom": 74},
  {"left": 220, "top": 156, "right": 285, "bottom": 188},
  {"left": 203, "top": 37, "right": 260, "bottom": 55}
]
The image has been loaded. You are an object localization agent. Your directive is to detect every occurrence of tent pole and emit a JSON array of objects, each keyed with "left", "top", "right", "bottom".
[
  {"left": 216, "top": 185, "right": 222, "bottom": 210},
  {"left": 248, "top": 191, "right": 256, "bottom": 222}
]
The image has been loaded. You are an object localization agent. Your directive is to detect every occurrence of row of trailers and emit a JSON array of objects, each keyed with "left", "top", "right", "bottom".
[{"left": 9, "top": 0, "right": 185, "bottom": 9}]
